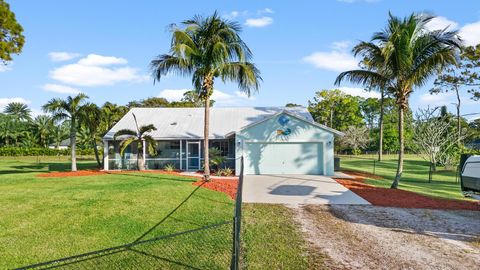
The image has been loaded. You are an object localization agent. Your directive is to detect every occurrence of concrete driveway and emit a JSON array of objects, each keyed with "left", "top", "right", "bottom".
[{"left": 243, "top": 175, "right": 370, "bottom": 205}]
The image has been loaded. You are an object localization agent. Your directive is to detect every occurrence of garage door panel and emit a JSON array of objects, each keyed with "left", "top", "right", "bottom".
[{"left": 245, "top": 142, "right": 323, "bottom": 175}]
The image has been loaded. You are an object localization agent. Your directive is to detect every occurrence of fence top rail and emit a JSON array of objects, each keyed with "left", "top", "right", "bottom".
[{"left": 336, "top": 154, "right": 377, "bottom": 161}]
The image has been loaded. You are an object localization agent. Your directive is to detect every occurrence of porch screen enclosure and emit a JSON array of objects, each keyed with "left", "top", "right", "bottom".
[{"left": 105, "top": 138, "right": 235, "bottom": 171}]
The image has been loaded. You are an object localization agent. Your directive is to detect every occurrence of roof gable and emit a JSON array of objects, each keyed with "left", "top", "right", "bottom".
[{"left": 233, "top": 110, "right": 344, "bottom": 136}]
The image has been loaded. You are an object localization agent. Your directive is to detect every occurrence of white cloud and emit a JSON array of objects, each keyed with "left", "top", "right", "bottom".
[
  {"left": 332, "top": 41, "right": 351, "bottom": 50},
  {"left": 459, "top": 21, "right": 480, "bottom": 46},
  {"left": 303, "top": 41, "right": 358, "bottom": 72},
  {"left": 0, "top": 64, "right": 12, "bottom": 72},
  {"left": 48, "top": 52, "right": 81, "bottom": 62},
  {"left": 259, "top": 8, "right": 274, "bottom": 14},
  {"left": 49, "top": 54, "right": 148, "bottom": 87},
  {"left": 158, "top": 89, "right": 190, "bottom": 101},
  {"left": 419, "top": 92, "right": 456, "bottom": 106},
  {"left": 425, "top": 16, "right": 459, "bottom": 31},
  {"left": 224, "top": 10, "right": 248, "bottom": 19},
  {"left": 42, "top": 84, "right": 81, "bottom": 94},
  {"left": 245, "top": 17, "right": 273, "bottom": 28},
  {"left": 422, "top": 16, "right": 480, "bottom": 47},
  {"left": 0, "top": 97, "right": 31, "bottom": 111},
  {"left": 158, "top": 89, "right": 254, "bottom": 105},
  {"left": 338, "top": 87, "right": 380, "bottom": 99},
  {"left": 77, "top": 54, "right": 128, "bottom": 66}
]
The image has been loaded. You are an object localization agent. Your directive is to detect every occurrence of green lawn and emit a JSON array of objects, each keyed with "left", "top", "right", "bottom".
[
  {"left": 0, "top": 157, "right": 234, "bottom": 269},
  {"left": 241, "top": 204, "right": 326, "bottom": 269},
  {"left": 339, "top": 154, "right": 469, "bottom": 201}
]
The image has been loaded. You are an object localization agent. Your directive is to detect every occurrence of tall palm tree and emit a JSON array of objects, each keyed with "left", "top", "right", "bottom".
[
  {"left": 114, "top": 114, "right": 157, "bottom": 171},
  {"left": 33, "top": 115, "right": 53, "bottom": 147},
  {"left": 4, "top": 102, "right": 31, "bottom": 121},
  {"left": 42, "top": 93, "right": 89, "bottom": 171},
  {"left": 150, "top": 12, "right": 261, "bottom": 180},
  {"left": 335, "top": 13, "right": 461, "bottom": 188}
]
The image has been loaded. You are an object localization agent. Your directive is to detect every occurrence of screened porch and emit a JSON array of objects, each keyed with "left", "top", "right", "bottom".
[{"left": 105, "top": 137, "right": 236, "bottom": 171}]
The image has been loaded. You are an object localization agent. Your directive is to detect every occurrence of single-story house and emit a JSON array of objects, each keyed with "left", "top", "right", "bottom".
[
  {"left": 102, "top": 107, "right": 343, "bottom": 175},
  {"left": 48, "top": 138, "right": 70, "bottom": 150}
]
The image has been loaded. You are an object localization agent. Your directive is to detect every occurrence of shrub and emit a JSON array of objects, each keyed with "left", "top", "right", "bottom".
[
  {"left": 163, "top": 163, "right": 176, "bottom": 172},
  {"left": 216, "top": 167, "right": 234, "bottom": 177}
]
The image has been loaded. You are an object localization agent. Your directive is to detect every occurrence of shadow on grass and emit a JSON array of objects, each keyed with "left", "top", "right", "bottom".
[
  {"left": 15, "top": 180, "right": 233, "bottom": 270},
  {"left": 47, "top": 162, "right": 99, "bottom": 172}
]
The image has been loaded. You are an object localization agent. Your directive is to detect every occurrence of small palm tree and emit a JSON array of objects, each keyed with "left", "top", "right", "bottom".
[
  {"left": 114, "top": 114, "right": 157, "bottom": 170},
  {"left": 42, "top": 93, "right": 89, "bottom": 171},
  {"left": 0, "top": 116, "right": 15, "bottom": 146},
  {"left": 335, "top": 13, "right": 461, "bottom": 188},
  {"left": 33, "top": 115, "right": 53, "bottom": 148},
  {"left": 150, "top": 12, "right": 261, "bottom": 180},
  {"left": 4, "top": 102, "right": 31, "bottom": 121}
]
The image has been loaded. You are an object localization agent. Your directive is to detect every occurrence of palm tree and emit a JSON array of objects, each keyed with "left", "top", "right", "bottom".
[
  {"left": 52, "top": 121, "right": 69, "bottom": 149},
  {"left": 0, "top": 116, "right": 15, "bottom": 146},
  {"left": 335, "top": 13, "right": 461, "bottom": 188},
  {"left": 114, "top": 114, "right": 157, "bottom": 170},
  {"left": 33, "top": 115, "right": 53, "bottom": 147},
  {"left": 21, "top": 132, "right": 37, "bottom": 148},
  {"left": 80, "top": 103, "right": 103, "bottom": 167},
  {"left": 4, "top": 102, "right": 31, "bottom": 121},
  {"left": 150, "top": 12, "right": 261, "bottom": 180},
  {"left": 101, "top": 102, "right": 127, "bottom": 132},
  {"left": 42, "top": 93, "right": 89, "bottom": 171}
]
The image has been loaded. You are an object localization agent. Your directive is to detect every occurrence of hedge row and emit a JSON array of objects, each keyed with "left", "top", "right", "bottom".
[{"left": 0, "top": 147, "right": 95, "bottom": 156}]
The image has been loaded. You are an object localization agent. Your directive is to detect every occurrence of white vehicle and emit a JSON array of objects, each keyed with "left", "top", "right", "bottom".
[{"left": 461, "top": 155, "right": 480, "bottom": 199}]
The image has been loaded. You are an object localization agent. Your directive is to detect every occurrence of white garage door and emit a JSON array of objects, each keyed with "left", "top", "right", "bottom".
[{"left": 244, "top": 142, "right": 324, "bottom": 175}]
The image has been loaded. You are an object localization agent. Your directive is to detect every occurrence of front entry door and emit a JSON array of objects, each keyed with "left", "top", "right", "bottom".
[{"left": 187, "top": 141, "right": 201, "bottom": 171}]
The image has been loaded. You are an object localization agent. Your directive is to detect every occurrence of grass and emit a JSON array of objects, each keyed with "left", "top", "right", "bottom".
[
  {"left": 0, "top": 157, "right": 234, "bottom": 269},
  {"left": 339, "top": 154, "right": 469, "bottom": 201},
  {"left": 241, "top": 204, "right": 324, "bottom": 269}
]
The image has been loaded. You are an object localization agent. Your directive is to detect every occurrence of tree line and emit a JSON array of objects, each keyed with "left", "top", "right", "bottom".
[
  {"left": 0, "top": 91, "right": 211, "bottom": 170},
  {"left": 307, "top": 89, "right": 479, "bottom": 157}
]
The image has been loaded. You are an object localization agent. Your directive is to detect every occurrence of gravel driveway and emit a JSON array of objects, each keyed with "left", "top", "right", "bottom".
[{"left": 295, "top": 205, "right": 480, "bottom": 270}]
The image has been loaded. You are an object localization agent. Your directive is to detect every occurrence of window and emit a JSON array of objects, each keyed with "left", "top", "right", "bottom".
[
  {"left": 154, "top": 141, "right": 181, "bottom": 158},
  {"left": 211, "top": 140, "right": 230, "bottom": 157}
]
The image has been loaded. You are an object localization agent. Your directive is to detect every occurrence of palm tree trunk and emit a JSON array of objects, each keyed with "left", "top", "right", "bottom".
[
  {"left": 92, "top": 140, "right": 101, "bottom": 167},
  {"left": 391, "top": 104, "right": 404, "bottom": 189},
  {"left": 203, "top": 97, "right": 211, "bottom": 181},
  {"left": 70, "top": 119, "right": 77, "bottom": 172},
  {"left": 378, "top": 89, "right": 384, "bottom": 162}
]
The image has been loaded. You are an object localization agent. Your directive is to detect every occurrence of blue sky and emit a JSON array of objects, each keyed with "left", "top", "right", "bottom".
[{"left": 1, "top": 0, "right": 480, "bottom": 120}]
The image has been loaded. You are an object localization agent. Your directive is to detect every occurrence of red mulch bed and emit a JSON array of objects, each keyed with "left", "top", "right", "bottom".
[
  {"left": 336, "top": 173, "right": 479, "bottom": 211},
  {"left": 193, "top": 179, "right": 239, "bottom": 199},
  {"left": 37, "top": 170, "right": 108, "bottom": 177},
  {"left": 38, "top": 169, "right": 239, "bottom": 199}
]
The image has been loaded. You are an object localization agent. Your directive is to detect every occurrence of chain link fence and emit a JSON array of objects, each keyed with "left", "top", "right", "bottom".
[
  {"left": 15, "top": 158, "right": 245, "bottom": 270},
  {"left": 337, "top": 154, "right": 460, "bottom": 183}
]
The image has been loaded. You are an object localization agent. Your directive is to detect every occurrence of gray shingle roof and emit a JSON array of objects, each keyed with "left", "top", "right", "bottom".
[{"left": 103, "top": 107, "right": 314, "bottom": 140}]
